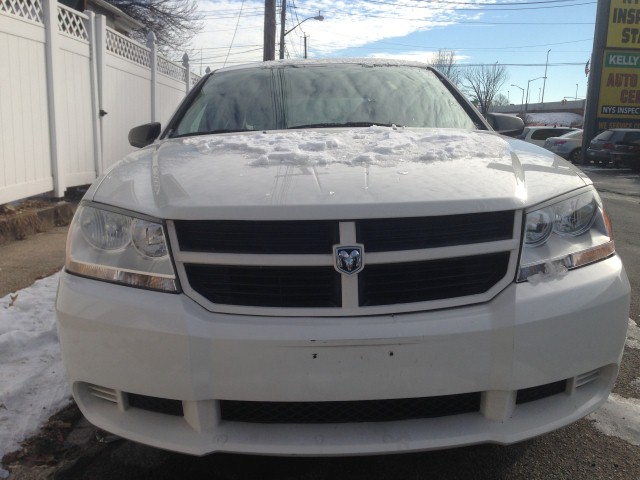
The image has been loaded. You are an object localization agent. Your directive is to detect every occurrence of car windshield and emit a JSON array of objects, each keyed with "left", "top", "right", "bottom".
[
  {"left": 560, "top": 130, "right": 582, "bottom": 139},
  {"left": 168, "top": 64, "right": 479, "bottom": 137},
  {"left": 593, "top": 130, "right": 613, "bottom": 141}
]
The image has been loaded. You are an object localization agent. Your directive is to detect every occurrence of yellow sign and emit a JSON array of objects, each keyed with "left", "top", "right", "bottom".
[
  {"left": 597, "top": 51, "right": 640, "bottom": 125},
  {"left": 608, "top": 0, "right": 640, "bottom": 48}
]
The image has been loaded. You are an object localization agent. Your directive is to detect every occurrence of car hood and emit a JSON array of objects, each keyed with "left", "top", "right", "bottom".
[{"left": 89, "top": 127, "right": 591, "bottom": 220}]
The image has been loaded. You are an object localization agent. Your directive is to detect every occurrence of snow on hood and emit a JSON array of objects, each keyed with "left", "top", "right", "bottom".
[{"left": 89, "top": 127, "right": 590, "bottom": 220}]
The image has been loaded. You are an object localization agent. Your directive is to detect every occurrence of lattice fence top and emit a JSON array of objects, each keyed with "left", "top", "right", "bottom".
[
  {"left": 106, "top": 28, "right": 151, "bottom": 67},
  {"left": 158, "top": 56, "right": 186, "bottom": 82},
  {"left": 191, "top": 73, "right": 201, "bottom": 87},
  {"left": 58, "top": 4, "right": 88, "bottom": 41},
  {"left": 1, "top": 0, "right": 43, "bottom": 23}
]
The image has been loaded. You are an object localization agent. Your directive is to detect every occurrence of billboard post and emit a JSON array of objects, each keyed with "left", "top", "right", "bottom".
[{"left": 582, "top": 0, "right": 611, "bottom": 164}]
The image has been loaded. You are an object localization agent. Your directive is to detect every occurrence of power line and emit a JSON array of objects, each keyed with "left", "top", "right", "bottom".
[
  {"left": 356, "top": 0, "right": 596, "bottom": 10},
  {"left": 223, "top": 0, "right": 246, "bottom": 68}
]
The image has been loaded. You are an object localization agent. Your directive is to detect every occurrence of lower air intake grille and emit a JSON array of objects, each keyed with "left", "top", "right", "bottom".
[
  {"left": 516, "top": 380, "right": 567, "bottom": 405},
  {"left": 220, "top": 393, "right": 481, "bottom": 424},
  {"left": 128, "top": 393, "right": 184, "bottom": 416}
]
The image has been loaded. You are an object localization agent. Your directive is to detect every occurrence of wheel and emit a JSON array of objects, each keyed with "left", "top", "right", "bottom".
[{"left": 569, "top": 148, "right": 582, "bottom": 164}]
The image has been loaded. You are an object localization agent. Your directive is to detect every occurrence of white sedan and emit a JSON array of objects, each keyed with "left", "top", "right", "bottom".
[{"left": 543, "top": 129, "right": 583, "bottom": 163}]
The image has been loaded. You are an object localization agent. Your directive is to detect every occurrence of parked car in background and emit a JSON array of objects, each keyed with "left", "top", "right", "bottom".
[
  {"left": 586, "top": 128, "right": 640, "bottom": 170},
  {"left": 543, "top": 129, "right": 583, "bottom": 163},
  {"left": 516, "top": 126, "right": 578, "bottom": 147},
  {"left": 56, "top": 59, "right": 629, "bottom": 457}
]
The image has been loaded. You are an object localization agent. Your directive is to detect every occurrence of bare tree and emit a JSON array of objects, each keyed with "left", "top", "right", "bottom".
[
  {"left": 462, "top": 63, "right": 509, "bottom": 116},
  {"left": 428, "top": 50, "right": 461, "bottom": 87},
  {"left": 492, "top": 93, "right": 510, "bottom": 107},
  {"left": 106, "top": 0, "right": 203, "bottom": 53}
]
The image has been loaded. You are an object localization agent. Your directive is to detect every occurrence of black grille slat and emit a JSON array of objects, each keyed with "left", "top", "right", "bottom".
[
  {"left": 175, "top": 220, "right": 339, "bottom": 254},
  {"left": 220, "top": 393, "right": 481, "bottom": 424},
  {"left": 357, "top": 211, "right": 514, "bottom": 252},
  {"left": 185, "top": 265, "right": 342, "bottom": 308},
  {"left": 359, "top": 253, "right": 510, "bottom": 306}
]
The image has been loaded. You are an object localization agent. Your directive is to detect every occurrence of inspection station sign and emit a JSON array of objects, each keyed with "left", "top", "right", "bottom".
[{"left": 597, "top": 0, "right": 640, "bottom": 129}]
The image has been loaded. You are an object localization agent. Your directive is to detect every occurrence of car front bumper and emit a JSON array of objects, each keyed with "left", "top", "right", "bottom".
[{"left": 56, "top": 256, "right": 630, "bottom": 456}]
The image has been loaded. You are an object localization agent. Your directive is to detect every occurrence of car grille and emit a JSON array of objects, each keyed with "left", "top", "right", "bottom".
[
  {"left": 219, "top": 393, "right": 482, "bottom": 424},
  {"left": 171, "top": 211, "right": 518, "bottom": 313}
]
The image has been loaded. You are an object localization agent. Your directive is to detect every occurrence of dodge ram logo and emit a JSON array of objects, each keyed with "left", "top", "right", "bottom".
[{"left": 335, "top": 246, "right": 364, "bottom": 275}]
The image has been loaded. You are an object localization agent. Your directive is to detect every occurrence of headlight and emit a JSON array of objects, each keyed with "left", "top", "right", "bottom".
[
  {"left": 66, "top": 205, "right": 178, "bottom": 292},
  {"left": 518, "top": 189, "right": 615, "bottom": 283}
]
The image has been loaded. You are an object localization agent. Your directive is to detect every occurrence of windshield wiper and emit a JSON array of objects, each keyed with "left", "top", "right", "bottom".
[{"left": 288, "top": 122, "right": 401, "bottom": 129}]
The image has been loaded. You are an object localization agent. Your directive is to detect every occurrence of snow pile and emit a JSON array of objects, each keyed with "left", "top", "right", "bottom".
[
  {"left": 183, "top": 127, "right": 511, "bottom": 168},
  {"left": 626, "top": 318, "right": 640, "bottom": 350},
  {"left": 0, "top": 273, "right": 71, "bottom": 472},
  {"left": 588, "top": 393, "right": 640, "bottom": 446}
]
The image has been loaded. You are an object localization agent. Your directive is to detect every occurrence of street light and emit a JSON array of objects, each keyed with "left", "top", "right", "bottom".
[
  {"left": 279, "top": 12, "right": 324, "bottom": 60},
  {"left": 541, "top": 49, "right": 551, "bottom": 103},
  {"left": 511, "top": 84, "right": 525, "bottom": 115},
  {"left": 525, "top": 76, "right": 546, "bottom": 115}
]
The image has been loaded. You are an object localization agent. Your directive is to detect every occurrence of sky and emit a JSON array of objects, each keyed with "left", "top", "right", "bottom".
[
  {"left": 0, "top": 270, "right": 639, "bottom": 478},
  {"left": 187, "top": 0, "right": 598, "bottom": 105}
]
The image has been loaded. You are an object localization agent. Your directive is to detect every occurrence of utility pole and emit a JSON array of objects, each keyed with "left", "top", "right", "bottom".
[
  {"left": 263, "top": 0, "right": 276, "bottom": 61},
  {"left": 304, "top": 35, "right": 307, "bottom": 59},
  {"left": 279, "top": 0, "right": 286, "bottom": 59}
]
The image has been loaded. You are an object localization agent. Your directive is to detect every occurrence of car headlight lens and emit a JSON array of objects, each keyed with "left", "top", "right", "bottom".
[
  {"left": 66, "top": 205, "right": 178, "bottom": 292},
  {"left": 518, "top": 189, "right": 615, "bottom": 283}
]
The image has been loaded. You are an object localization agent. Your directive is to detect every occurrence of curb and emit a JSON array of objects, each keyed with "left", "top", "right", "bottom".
[{"left": 0, "top": 201, "right": 77, "bottom": 247}]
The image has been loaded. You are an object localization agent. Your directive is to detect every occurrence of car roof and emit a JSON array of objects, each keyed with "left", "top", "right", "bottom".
[
  {"left": 209, "top": 58, "right": 435, "bottom": 75},
  {"left": 525, "top": 126, "right": 576, "bottom": 131}
]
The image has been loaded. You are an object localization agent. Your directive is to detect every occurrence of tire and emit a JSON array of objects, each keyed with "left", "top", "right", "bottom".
[{"left": 569, "top": 148, "right": 582, "bottom": 164}]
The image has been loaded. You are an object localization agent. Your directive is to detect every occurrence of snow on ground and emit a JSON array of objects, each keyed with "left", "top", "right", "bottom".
[
  {"left": 0, "top": 273, "right": 71, "bottom": 477},
  {"left": 0, "top": 273, "right": 638, "bottom": 476},
  {"left": 525, "top": 112, "right": 583, "bottom": 127}
]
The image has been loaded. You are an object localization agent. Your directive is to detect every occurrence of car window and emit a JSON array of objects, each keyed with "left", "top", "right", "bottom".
[
  {"left": 170, "top": 65, "right": 478, "bottom": 137},
  {"left": 531, "top": 129, "right": 560, "bottom": 140},
  {"left": 623, "top": 131, "right": 640, "bottom": 142}
]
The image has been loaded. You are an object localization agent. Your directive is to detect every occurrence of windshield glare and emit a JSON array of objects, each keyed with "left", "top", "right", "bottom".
[{"left": 171, "top": 65, "right": 477, "bottom": 137}]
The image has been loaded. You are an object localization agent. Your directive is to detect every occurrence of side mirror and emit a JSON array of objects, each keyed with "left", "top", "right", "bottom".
[
  {"left": 486, "top": 113, "right": 524, "bottom": 138},
  {"left": 128, "top": 122, "right": 161, "bottom": 148}
]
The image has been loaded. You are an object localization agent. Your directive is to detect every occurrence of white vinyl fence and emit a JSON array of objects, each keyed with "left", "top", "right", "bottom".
[{"left": 0, "top": 0, "right": 200, "bottom": 204}]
